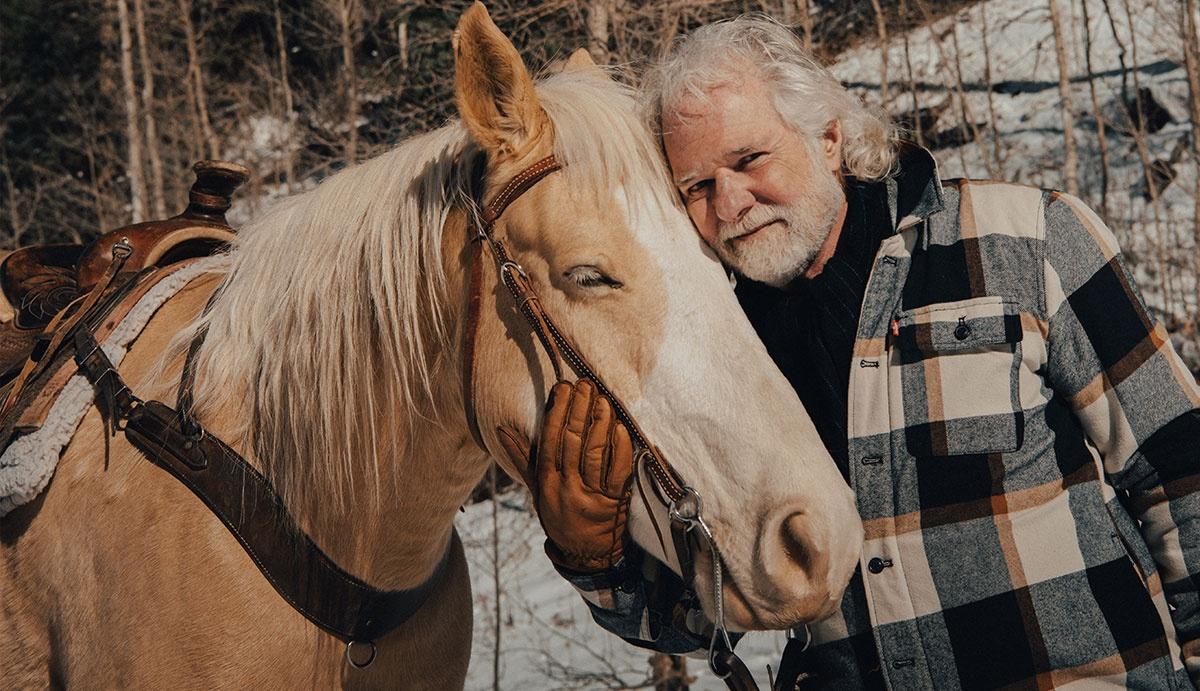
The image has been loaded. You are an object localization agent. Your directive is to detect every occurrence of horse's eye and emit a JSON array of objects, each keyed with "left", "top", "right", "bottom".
[{"left": 565, "top": 265, "right": 623, "bottom": 290}]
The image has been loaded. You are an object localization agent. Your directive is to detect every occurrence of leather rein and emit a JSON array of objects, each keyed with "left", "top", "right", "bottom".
[{"left": 462, "top": 154, "right": 761, "bottom": 690}]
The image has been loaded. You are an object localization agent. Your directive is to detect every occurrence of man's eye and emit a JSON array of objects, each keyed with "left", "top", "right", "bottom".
[
  {"left": 736, "top": 152, "right": 766, "bottom": 170},
  {"left": 685, "top": 180, "right": 711, "bottom": 200}
]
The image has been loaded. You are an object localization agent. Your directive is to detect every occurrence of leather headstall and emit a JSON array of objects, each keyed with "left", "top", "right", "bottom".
[
  {"left": 64, "top": 255, "right": 451, "bottom": 669},
  {"left": 461, "top": 155, "right": 759, "bottom": 690}
]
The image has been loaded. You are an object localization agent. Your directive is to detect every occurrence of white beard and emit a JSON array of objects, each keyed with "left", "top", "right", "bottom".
[{"left": 714, "top": 163, "right": 845, "bottom": 288}]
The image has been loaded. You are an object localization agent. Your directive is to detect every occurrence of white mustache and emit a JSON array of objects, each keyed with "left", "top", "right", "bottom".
[{"left": 718, "top": 205, "right": 788, "bottom": 243}]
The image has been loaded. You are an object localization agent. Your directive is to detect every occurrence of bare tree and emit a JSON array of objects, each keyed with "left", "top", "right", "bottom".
[
  {"left": 1080, "top": 0, "right": 1111, "bottom": 222},
  {"left": 179, "top": 0, "right": 219, "bottom": 160},
  {"left": 116, "top": 0, "right": 147, "bottom": 223},
  {"left": 586, "top": 0, "right": 611, "bottom": 64},
  {"left": 799, "top": 0, "right": 813, "bottom": 53},
  {"left": 978, "top": 3, "right": 1004, "bottom": 175},
  {"left": 1048, "top": 0, "right": 1079, "bottom": 195},
  {"left": 133, "top": 0, "right": 165, "bottom": 218},
  {"left": 868, "top": 0, "right": 890, "bottom": 106},
  {"left": 274, "top": 0, "right": 297, "bottom": 192},
  {"left": 1182, "top": 0, "right": 1200, "bottom": 316},
  {"left": 899, "top": 0, "right": 924, "bottom": 148},
  {"left": 326, "top": 0, "right": 361, "bottom": 166},
  {"left": 490, "top": 463, "right": 502, "bottom": 691}
]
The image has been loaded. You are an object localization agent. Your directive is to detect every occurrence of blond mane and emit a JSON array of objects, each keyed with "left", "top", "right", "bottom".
[{"left": 175, "top": 68, "right": 678, "bottom": 513}]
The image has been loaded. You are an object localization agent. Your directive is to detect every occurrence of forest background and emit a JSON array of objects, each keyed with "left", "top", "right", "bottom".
[
  {"left": 2, "top": 0, "right": 1198, "bottom": 373},
  {"left": 3, "top": 0, "right": 1200, "bottom": 687}
]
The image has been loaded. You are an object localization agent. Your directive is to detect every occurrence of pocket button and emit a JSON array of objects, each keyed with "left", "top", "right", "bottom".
[{"left": 954, "top": 317, "right": 971, "bottom": 341}]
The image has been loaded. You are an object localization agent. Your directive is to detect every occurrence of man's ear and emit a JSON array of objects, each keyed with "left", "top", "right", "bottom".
[
  {"left": 453, "top": 2, "right": 552, "bottom": 159},
  {"left": 820, "top": 119, "right": 844, "bottom": 173}
]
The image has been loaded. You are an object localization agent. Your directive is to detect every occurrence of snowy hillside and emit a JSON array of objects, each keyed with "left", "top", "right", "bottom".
[
  {"left": 459, "top": 1, "right": 1198, "bottom": 688},
  {"left": 834, "top": 0, "right": 1197, "bottom": 361}
]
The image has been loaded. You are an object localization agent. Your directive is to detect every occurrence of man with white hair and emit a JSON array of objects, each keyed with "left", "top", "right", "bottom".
[{"left": 520, "top": 16, "right": 1200, "bottom": 689}]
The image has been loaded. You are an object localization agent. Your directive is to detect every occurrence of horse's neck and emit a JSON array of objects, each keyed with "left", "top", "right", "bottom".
[{"left": 285, "top": 206, "right": 487, "bottom": 591}]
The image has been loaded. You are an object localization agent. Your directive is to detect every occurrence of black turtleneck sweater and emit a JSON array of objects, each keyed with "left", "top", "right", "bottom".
[{"left": 733, "top": 179, "right": 890, "bottom": 479}]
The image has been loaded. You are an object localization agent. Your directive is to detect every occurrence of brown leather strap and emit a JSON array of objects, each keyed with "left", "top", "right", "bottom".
[
  {"left": 479, "top": 155, "right": 563, "bottom": 232},
  {"left": 468, "top": 155, "right": 687, "bottom": 504},
  {"left": 712, "top": 647, "right": 761, "bottom": 691},
  {"left": 461, "top": 238, "right": 487, "bottom": 449},
  {"left": 73, "top": 334, "right": 450, "bottom": 644},
  {"left": 0, "top": 240, "right": 133, "bottom": 419}
]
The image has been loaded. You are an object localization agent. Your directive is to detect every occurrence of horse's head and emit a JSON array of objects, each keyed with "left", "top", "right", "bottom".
[{"left": 453, "top": 3, "right": 862, "bottom": 631}]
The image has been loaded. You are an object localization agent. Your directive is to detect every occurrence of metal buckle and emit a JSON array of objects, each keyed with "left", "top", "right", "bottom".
[
  {"left": 111, "top": 237, "right": 134, "bottom": 260},
  {"left": 499, "top": 260, "right": 528, "bottom": 280}
]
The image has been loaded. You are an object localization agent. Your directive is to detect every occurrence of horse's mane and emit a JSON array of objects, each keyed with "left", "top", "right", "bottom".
[{"left": 172, "top": 68, "right": 679, "bottom": 513}]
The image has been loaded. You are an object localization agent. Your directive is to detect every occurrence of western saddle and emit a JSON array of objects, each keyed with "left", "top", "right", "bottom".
[{"left": 0, "top": 161, "right": 248, "bottom": 383}]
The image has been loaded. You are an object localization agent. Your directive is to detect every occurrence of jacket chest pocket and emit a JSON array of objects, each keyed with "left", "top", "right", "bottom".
[{"left": 891, "top": 296, "right": 1024, "bottom": 457}]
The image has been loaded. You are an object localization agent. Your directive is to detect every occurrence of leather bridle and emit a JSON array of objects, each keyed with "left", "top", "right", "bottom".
[{"left": 462, "top": 154, "right": 762, "bottom": 690}]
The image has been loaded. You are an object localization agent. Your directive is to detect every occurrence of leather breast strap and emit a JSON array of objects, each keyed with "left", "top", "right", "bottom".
[{"left": 72, "top": 307, "right": 451, "bottom": 647}]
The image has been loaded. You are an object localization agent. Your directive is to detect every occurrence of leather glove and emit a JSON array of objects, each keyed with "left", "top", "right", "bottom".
[{"left": 497, "top": 378, "right": 635, "bottom": 572}]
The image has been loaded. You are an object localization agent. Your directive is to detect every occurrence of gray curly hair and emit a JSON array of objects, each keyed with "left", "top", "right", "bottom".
[{"left": 643, "top": 15, "right": 898, "bottom": 181}]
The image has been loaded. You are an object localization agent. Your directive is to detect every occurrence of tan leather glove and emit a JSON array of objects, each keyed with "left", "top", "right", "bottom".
[{"left": 497, "top": 378, "right": 635, "bottom": 572}]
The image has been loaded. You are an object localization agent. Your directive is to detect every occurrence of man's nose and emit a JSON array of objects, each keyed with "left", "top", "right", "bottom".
[{"left": 713, "top": 169, "right": 754, "bottom": 224}]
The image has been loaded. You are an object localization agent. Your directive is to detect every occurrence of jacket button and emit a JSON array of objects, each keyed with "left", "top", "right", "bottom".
[
  {"left": 868, "top": 557, "right": 893, "bottom": 574},
  {"left": 954, "top": 317, "right": 971, "bottom": 341}
]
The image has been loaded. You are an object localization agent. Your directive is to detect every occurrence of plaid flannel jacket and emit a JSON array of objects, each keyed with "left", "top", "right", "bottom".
[{"left": 559, "top": 147, "right": 1200, "bottom": 689}]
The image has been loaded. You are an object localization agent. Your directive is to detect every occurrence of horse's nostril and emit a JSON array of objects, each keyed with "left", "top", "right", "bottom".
[{"left": 781, "top": 512, "right": 817, "bottom": 572}]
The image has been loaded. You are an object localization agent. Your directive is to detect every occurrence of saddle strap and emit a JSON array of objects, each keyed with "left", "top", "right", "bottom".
[{"left": 73, "top": 331, "right": 450, "bottom": 644}]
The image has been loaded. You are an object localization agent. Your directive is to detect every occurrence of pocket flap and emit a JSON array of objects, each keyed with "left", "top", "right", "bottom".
[{"left": 895, "top": 296, "right": 1022, "bottom": 354}]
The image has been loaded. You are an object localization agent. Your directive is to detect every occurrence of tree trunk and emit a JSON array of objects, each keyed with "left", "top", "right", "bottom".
[
  {"left": 586, "top": 0, "right": 610, "bottom": 64},
  {"left": 948, "top": 16, "right": 994, "bottom": 177},
  {"left": 1048, "top": 0, "right": 1079, "bottom": 195},
  {"left": 913, "top": 0, "right": 988, "bottom": 176},
  {"left": 116, "top": 0, "right": 146, "bottom": 223},
  {"left": 979, "top": 2, "right": 1004, "bottom": 176},
  {"left": 779, "top": 0, "right": 795, "bottom": 25},
  {"left": 132, "top": 0, "right": 165, "bottom": 218},
  {"left": 799, "top": 0, "right": 813, "bottom": 53},
  {"left": 1182, "top": 0, "right": 1200, "bottom": 317},
  {"left": 899, "top": 0, "right": 923, "bottom": 148},
  {"left": 1117, "top": 0, "right": 1171, "bottom": 310},
  {"left": 179, "top": 0, "right": 219, "bottom": 160},
  {"left": 1081, "top": 0, "right": 1111, "bottom": 223},
  {"left": 398, "top": 20, "right": 409, "bottom": 72},
  {"left": 869, "top": 0, "right": 889, "bottom": 106},
  {"left": 651, "top": 653, "right": 691, "bottom": 690},
  {"left": 490, "top": 463, "right": 501, "bottom": 691},
  {"left": 333, "top": 0, "right": 359, "bottom": 166},
  {"left": 274, "top": 0, "right": 296, "bottom": 192}
]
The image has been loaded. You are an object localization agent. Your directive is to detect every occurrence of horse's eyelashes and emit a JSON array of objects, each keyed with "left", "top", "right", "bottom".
[{"left": 566, "top": 265, "right": 623, "bottom": 290}]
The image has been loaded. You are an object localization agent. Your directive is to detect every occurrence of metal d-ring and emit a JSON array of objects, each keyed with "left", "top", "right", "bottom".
[{"left": 345, "top": 639, "right": 378, "bottom": 669}]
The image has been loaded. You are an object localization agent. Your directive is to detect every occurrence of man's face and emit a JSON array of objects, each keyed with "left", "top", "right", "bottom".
[{"left": 663, "top": 74, "right": 845, "bottom": 286}]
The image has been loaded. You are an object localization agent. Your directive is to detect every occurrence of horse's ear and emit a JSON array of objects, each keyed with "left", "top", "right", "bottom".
[
  {"left": 453, "top": 2, "right": 550, "bottom": 159},
  {"left": 565, "top": 48, "right": 597, "bottom": 71},
  {"left": 561, "top": 48, "right": 611, "bottom": 79}
]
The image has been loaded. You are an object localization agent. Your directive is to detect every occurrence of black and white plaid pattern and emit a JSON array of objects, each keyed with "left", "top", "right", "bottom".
[{"left": 561, "top": 148, "right": 1200, "bottom": 689}]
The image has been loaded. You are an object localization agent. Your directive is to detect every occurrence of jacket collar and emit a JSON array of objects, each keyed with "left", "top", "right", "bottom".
[{"left": 883, "top": 143, "right": 944, "bottom": 234}]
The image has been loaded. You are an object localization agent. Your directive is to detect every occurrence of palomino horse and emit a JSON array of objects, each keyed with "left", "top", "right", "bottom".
[{"left": 0, "top": 4, "right": 860, "bottom": 687}]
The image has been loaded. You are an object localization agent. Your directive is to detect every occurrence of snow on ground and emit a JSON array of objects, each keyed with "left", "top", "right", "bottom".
[
  {"left": 834, "top": 0, "right": 1198, "bottom": 335},
  {"left": 458, "top": 489, "right": 792, "bottom": 690},
  {"left": 459, "top": 1, "right": 1200, "bottom": 688}
]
